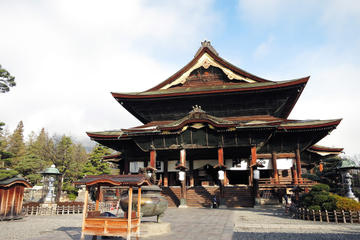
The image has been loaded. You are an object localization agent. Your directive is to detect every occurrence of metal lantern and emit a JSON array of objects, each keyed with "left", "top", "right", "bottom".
[{"left": 40, "top": 164, "right": 62, "bottom": 203}]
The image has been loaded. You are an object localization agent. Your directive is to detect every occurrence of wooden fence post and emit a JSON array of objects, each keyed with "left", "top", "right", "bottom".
[
  {"left": 334, "top": 210, "right": 338, "bottom": 223},
  {"left": 319, "top": 210, "right": 322, "bottom": 222},
  {"left": 307, "top": 209, "right": 310, "bottom": 220},
  {"left": 325, "top": 210, "right": 329, "bottom": 223},
  {"left": 312, "top": 210, "right": 316, "bottom": 221},
  {"left": 342, "top": 210, "right": 346, "bottom": 223},
  {"left": 302, "top": 208, "right": 305, "bottom": 220},
  {"left": 349, "top": 210, "right": 353, "bottom": 224},
  {"left": 358, "top": 211, "right": 360, "bottom": 224}
]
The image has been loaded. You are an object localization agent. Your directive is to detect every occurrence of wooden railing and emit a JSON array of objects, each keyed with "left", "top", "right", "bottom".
[
  {"left": 258, "top": 178, "right": 317, "bottom": 187},
  {"left": 22, "top": 203, "right": 112, "bottom": 216},
  {"left": 289, "top": 207, "right": 360, "bottom": 224}
]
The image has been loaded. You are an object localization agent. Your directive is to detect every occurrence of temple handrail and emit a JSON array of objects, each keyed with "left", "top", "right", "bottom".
[{"left": 258, "top": 178, "right": 317, "bottom": 186}]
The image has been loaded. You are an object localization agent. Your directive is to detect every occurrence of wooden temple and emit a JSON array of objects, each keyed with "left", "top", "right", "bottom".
[
  {"left": 87, "top": 41, "right": 342, "bottom": 207},
  {"left": 0, "top": 176, "right": 32, "bottom": 220}
]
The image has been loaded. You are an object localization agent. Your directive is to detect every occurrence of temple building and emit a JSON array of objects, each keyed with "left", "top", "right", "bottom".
[{"left": 87, "top": 41, "right": 342, "bottom": 207}]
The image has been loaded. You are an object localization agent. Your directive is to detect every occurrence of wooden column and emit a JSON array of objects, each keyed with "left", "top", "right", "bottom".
[
  {"left": 95, "top": 186, "right": 101, "bottom": 211},
  {"left": 127, "top": 187, "right": 133, "bottom": 240},
  {"left": 137, "top": 187, "right": 141, "bottom": 237},
  {"left": 249, "top": 146, "right": 257, "bottom": 186},
  {"left": 189, "top": 159, "right": 194, "bottom": 187},
  {"left": 163, "top": 159, "right": 168, "bottom": 187},
  {"left": 150, "top": 150, "right": 156, "bottom": 168},
  {"left": 319, "top": 161, "right": 324, "bottom": 172},
  {"left": 179, "top": 149, "right": 187, "bottom": 207},
  {"left": 80, "top": 187, "right": 89, "bottom": 240},
  {"left": 295, "top": 148, "right": 302, "bottom": 183},
  {"left": 218, "top": 147, "right": 224, "bottom": 166},
  {"left": 271, "top": 152, "right": 279, "bottom": 183},
  {"left": 224, "top": 171, "right": 229, "bottom": 186},
  {"left": 291, "top": 164, "right": 298, "bottom": 185}
]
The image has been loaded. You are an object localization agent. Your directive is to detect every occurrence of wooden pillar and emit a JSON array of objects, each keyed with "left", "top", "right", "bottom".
[
  {"left": 291, "top": 164, "right": 298, "bottom": 185},
  {"left": 150, "top": 150, "right": 156, "bottom": 168},
  {"left": 295, "top": 148, "right": 302, "bottom": 183},
  {"left": 250, "top": 146, "right": 257, "bottom": 186},
  {"left": 127, "top": 187, "right": 133, "bottom": 240},
  {"left": 271, "top": 152, "right": 279, "bottom": 184},
  {"left": 95, "top": 186, "right": 100, "bottom": 211},
  {"left": 80, "top": 187, "right": 89, "bottom": 240},
  {"left": 137, "top": 187, "right": 141, "bottom": 236},
  {"left": 189, "top": 160, "right": 194, "bottom": 187},
  {"left": 224, "top": 171, "right": 229, "bottom": 186},
  {"left": 319, "top": 161, "right": 324, "bottom": 172},
  {"left": 179, "top": 149, "right": 187, "bottom": 207},
  {"left": 163, "top": 159, "right": 168, "bottom": 187},
  {"left": 218, "top": 147, "right": 224, "bottom": 166}
]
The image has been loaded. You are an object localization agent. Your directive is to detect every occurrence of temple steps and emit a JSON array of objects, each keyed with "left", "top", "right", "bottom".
[{"left": 161, "top": 186, "right": 254, "bottom": 208}]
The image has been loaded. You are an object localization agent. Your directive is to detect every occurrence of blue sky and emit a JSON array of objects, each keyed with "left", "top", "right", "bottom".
[{"left": 0, "top": 0, "right": 359, "bottom": 157}]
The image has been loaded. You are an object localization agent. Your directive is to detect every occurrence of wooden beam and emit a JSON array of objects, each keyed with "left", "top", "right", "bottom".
[
  {"left": 257, "top": 153, "right": 296, "bottom": 159},
  {"left": 271, "top": 152, "right": 279, "bottom": 184},
  {"left": 150, "top": 150, "right": 156, "bottom": 168},
  {"left": 127, "top": 187, "right": 133, "bottom": 240},
  {"left": 81, "top": 188, "right": 89, "bottom": 240}
]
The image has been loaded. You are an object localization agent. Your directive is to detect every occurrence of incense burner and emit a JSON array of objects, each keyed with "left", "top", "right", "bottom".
[{"left": 120, "top": 185, "right": 168, "bottom": 221}]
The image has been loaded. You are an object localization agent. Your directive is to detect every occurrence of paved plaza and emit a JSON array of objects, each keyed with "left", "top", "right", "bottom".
[{"left": 1, "top": 207, "right": 360, "bottom": 240}]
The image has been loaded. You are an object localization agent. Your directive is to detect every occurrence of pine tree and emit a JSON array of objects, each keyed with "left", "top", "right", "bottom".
[
  {"left": 83, "top": 144, "right": 111, "bottom": 176},
  {"left": 7, "top": 121, "right": 25, "bottom": 168}
]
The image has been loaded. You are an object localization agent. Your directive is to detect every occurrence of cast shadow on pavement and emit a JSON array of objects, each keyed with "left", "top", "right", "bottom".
[
  {"left": 56, "top": 227, "right": 125, "bottom": 240},
  {"left": 232, "top": 231, "right": 360, "bottom": 240}
]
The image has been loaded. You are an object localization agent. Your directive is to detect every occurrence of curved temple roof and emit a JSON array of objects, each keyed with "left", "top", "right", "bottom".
[{"left": 75, "top": 174, "right": 151, "bottom": 187}]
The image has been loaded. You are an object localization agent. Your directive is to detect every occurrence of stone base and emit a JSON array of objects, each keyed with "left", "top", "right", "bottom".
[
  {"left": 178, "top": 198, "right": 187, "bottom": 208},
  {"left": 140, "top": 221, "right": 171, "bottom": 237}
]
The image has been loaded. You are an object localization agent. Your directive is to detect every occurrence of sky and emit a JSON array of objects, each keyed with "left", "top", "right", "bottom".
[{"left": 1, "top": 0, "right": 359, "bottom": 157}]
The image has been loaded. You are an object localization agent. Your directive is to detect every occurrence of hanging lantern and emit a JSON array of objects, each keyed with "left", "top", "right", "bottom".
[
  {"left": 218, "top": 170, "right": 225, "bottom": 180},
  {"left": 179, "top": 171, "right": 185, "bottom": 181}
]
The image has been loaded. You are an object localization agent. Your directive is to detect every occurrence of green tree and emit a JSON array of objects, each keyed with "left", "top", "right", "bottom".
[
  {"left": 0, "top": 64, "right": 16, "bottom": 93},
  {"left": 83, "top": 144, "right": 111, "bottom": 176},
  {"left": 7, "top": 121, "right": 25, "bottom": 168}
]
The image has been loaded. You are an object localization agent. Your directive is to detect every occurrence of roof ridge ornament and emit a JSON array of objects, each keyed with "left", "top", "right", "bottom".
[
  {"left": 190, "top": 105, "right": 205, "bottom": 113},
  {"left": 194, "top": 40, "right": 219, "bottom": 58}
]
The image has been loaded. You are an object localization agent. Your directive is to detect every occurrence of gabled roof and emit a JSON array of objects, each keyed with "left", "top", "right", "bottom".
[{"left": 148, "top": 40, "right": 271, "bottom": 92}]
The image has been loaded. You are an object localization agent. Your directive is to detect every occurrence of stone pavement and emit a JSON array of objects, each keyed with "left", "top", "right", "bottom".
[{"left": 1, "top": 207, "right": 360, "bottom": 240}]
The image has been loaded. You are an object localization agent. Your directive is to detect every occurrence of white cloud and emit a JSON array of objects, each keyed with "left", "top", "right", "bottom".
[
  {"left": 253, "top": 35, "right": 274, "bottom": 59},
  {"left": 0, "top": 0, "right": 220, "bottom": 146}
]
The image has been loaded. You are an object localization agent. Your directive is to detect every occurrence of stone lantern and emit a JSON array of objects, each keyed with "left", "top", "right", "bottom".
[
  {"left": 336, "top": 159, "right": 360, "bottom": 202},
  {"left": 40, "top": 164, "right": 62, "bottom": 205}
]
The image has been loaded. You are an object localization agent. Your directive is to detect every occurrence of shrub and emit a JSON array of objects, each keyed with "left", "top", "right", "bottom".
[
  {"left": 308, "top": 205, "right": 321, "bottom": 211},
  {"left": 311, "top": 184, "right": 330, "bottom": 192},
  {"left": 332, "top": 194, "right": 360, "bottom": 211},
  {"left": 300, "top": 184, "right": 336, "bottom": 211}
]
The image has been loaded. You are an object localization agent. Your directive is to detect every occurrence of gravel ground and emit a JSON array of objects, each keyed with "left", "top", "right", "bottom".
[{"left": 1, "top": 207, "right": 360, "bottom": 240}]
